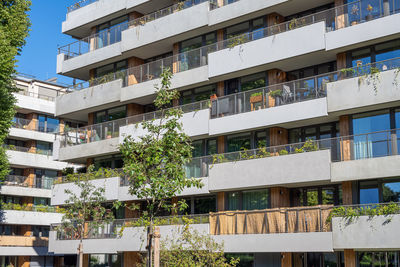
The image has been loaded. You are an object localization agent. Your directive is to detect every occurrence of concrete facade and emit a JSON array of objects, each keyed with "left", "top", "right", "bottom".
[{"left": 3, "top": 210, "right": 63, "bottom": 226}]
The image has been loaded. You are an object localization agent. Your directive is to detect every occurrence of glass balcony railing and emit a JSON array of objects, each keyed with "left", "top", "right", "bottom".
[
  {"left": 15, "top": 90, "right": 59, "bottom": 101},
  {"left": 209, "top": 0, "right": 241, "bottom": 10},
  {"left": 12, "top": 118, "right": 36, "bottom": 130},
  {"left": 52, "top": 214, "right": 210, "bottom": 240},
  {"left": 58, "top": 99, "right": 210, "bottom": 147},
  {"left": 64, "top": 0, "right": 400, "bottom": 93},
  {"left": 3, "top": 175, "right": 56, "bottom": 189},
  {"left": 3, "top": 145, "right": 53, "bottom": 156},
  {"left": 60, "top": 0, "right": 208, "bottom": 60},
  {"left": 211, "top": 57, "right": 400, "bottom": 118},
  {"left": 0, "top": 202, "right": 60, "bottom": 213},
  {"left": 67, "top": 0, "right": 99, "bottom": 13}
]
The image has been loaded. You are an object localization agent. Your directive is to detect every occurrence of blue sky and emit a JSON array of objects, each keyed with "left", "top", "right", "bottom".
[{"left": 16, "top": 1, "right": 76, "bottom": 85}]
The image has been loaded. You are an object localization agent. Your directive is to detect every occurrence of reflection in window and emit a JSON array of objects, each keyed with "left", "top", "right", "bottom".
[
  {"left": 382, "top": 181, "right": 400, "bottom": 202},
  {"left": 227, "top": 133, "right": 251, "bottom": 152},
  {"left": 359, "top": 181, "right": 379, "bottom": 204},
  {"left": 243, "top": 189, "right": 269, "bottom": 210},
  {"left": 227, "top": 192, "right": 240, "bottom": 211},
  {"left": 89, "top": 254, "right": 122, "bottom": 267},
  {"left": 358, "top": 251, "right": 400, "bottom": 267}
]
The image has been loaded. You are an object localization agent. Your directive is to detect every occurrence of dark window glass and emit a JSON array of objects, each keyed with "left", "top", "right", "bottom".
[
  {"left": 375, "top": 39, "right": 400, "bottom": 62},
  {"left": 227, "top": 192, "right": 240, "bottom": 211},
  {"left": 226, "top": 254, "right": 254, "bottom": 267},
  {"left": 306, "top": 189, "right": 319, "bottom": 206},
  {"left": 194, "top": 196, "right": 216, "bottom": 214},
  {"left": 382, "top": 180, "right": 400, "bottom": 202},
  {"left": 227, "top": 133, "right": 251, "bottom": 152},
  {"left": 226, "top": 22, "right": 250, "bottom": 38},
  {"left": 242, "top": 189, "right": 269, "bottom": 210},
  {"left": 192, "top": 140, "right": 203, "bottom": 157},
  {"left": 358, "top": 251, "right": 400, "bottom": 267},
  {"left": 323, "top": 253, "right": 338, "bottom": 267},
  {"left": 359, "top": 181, "right": 379, "bottom": 204},
  {"left": 206, "top": 139, "right": 217, "bottom": 155},
  {"left": 240, "top": 73, "right": 266, "bottom": 92}
]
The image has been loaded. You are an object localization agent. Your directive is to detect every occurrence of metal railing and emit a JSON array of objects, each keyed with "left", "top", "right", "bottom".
[
  {"left": 330, "top": 202, "right": 400, "bottom": 217},
  {"left": 64, "top": 0, "right": 400, "bottom": 92},
  {"left": 60, "top": 0, "right": 208, "bottom": 60},
  {"left": 15, "top": 90, "right": 59, "bottom": 101},
  {"left": 210, "top": 205, "right": 333, "bottom": 235},
  {"left": 67, "top": 0, "right": 99, "bottom": 13},
  {"left": 3, "top": 175, "right": 55, "bottom": 189},
  {"left": 209, "top": 0, "right": 241, "bottom": 10},
  {"left": 59, "top": 99, "right": 210, "bottom": 147},
  {"left": 211, "top": 57, "right": 400, "bottom": 118},
  {"left": 3, "top": 145, "right": 53, "bottom": 156},
  {"left": 53, "top": 214, "right": 210, "bottom": 240},
  {"left": 0, "top": 202, "right": 58, "bottom": 213}
]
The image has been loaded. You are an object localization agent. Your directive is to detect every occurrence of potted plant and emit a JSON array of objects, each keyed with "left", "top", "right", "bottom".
[
  {"left": 269, "top": 89, "right": 283, "bottom": 106},
  {"left": 250, "top": 92, "right": 263, "bottom": 104},
  {"left": 366, "top": 4, "right": 374, "bottom": 21},
  {"left": 210, "top": 94, "right": 217, "bottom": 101},
  {"left": 350, "top": 4, "right": 360, "bottom": 25}
]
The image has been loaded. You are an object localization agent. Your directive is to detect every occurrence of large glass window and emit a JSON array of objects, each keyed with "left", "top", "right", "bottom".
[
  {"left": 291, "top": 186, "right": 341, "bottom": 207},
  {"left": 227, "top": 133, "right": 251, "bottom": 152},
  {"left": 95, "top": 106, "right": 127, "bottom": 124},
  {"left": 194, "top": 196, "right": 216, "bottom": 214},
  {"left": 89, "top": 254, "right": 122, "bottom": 267},
  {"left": 359, "top": 181, "right": 379, "bottom": 204},
  {"left": 227, "top": 192, "right": 240, "bottom": 211},
  {"left": 242, "top": 189, "right": 269, "bottom": 210},
  {"left": 358, "top": 251, "right": 400, "bottom": 267},
  {"left": 180, "top": 84, "right": 216, "bottom": 105},
  {"left": 36, "top": 141, "right": 52, "bottom": 154},
  {"left": 94, "top": 155, "right": 123, "bottom": 170},
  {"left": 38, "top": 115, "right": 59, "bottom": 133},
  {"left": 240, "top": 73, "right": 266, "bottom": 92},
  {"left": 352, "top": 110, "right": 391, "bottom": 159},
  {"left": 96, "top": 16, "right": 128, "bottom": 49},
  {"left": 382, "top": 180, "right": 400, "bottom": 202}
]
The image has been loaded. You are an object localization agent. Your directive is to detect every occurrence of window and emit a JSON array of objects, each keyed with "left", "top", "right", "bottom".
[
  {"left": 95, "top": 60, "right": 127, "bottom": 79},
  {"left": 89, "top": 254, "right": 122, "bottom": 267},
  {"left": 95, "top": 106, "right": 127, "bottom": 124},
  {"left": 382, "top": 180, "right": 400, "bottom": 202},
  {"left": 227, "top": 133, "right": 251, "bottom": 152},
  {"left": 291, "top": 185, "right": 342, "bottom": 207},
  {"left": 180, "top": 84, "right": 216, "bottom": 105},
  {"left": 227, "top": 189, "right": 270, "bottom": 211},
  {"left": 1, "top": 195, "right": 21, "bottom": 205},
  {"left": 96, "top": 16, "right": 128, "bottom": 48},
  {"left": 94, "top": 155, "right": 123, "bottom": 170},
  {"left": 36, "top": 141, "right": 52, "bottom": 154},
  {"left": 358, "top": 251, "right": 400, "bottom": 267},
  {"left": 5, "top": 139, "right": 25, "bottom": 148},
  {"left": 349, "top": 39, "right": 400, "bottom": 67},
  {"left": 34, "top": 197, "right": 50, "bottom": 206},
  {"left": 32, "top": 226, "right": 50, "bottom": 237},
  {"left": 240, "top": 73, "right": 266, "bottom": 92},
  {"left": 226, "top": 254, "right": 254, "bottom": 267},
  {"left": 289, "top": 123, "right": 338, "bottom": 143},
  {"left": 38, "top": 115, "right": 59, "bottom": 133},
  {"left": 359, "top": 181, "right": 379, "bottom": 204},
  {"left": 194, "top": 196, "right": 216, "bottom": 214}
]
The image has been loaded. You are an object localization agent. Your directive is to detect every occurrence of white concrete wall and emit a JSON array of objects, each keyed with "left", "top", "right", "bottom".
[
  {"left": 0, "top": 247, "right": 48, "bottom": 256},
  {"left": 3, "top": 210, "right": 63, "bottom": 226},
  {"left": 59, "top": 42, "right": 122, "bottom": 75},
  {"left": 120, "top": 66, "right": 209, "bottom": 102},
  {"left": 209, "top": 98, "right": 328, "bottom": 136},
  {"left": 14, "top": 93, "right": 55, "bottom": 115},
  {"left": 327, "top": 69, "right": 400, "bottom": 113},
  {"left": 121, "top": 2, "right": 209, "bottom": 52},
  {"left": 331, "top": 155, "right": 400, "bottom": 182},
  {"left": 208, "top": 22, "right": 326, "bottom": 78},
  {"left": 332, "top": 215, "right": 400, "bottom": 250},
  {"left": 209, "top": 150, "right": 332, "bottom": 191},
  {"left": 7, "top": 150, "right": 72, "bottom": 171},
  {"left": 55, "top": 79, "right": 122, "bottom": 116},
  {"left": 9, "top": 128, "right": 55, "bottom": 143},
  {"left": 1, "top": 186, "right": 51, "bottom": 198},
  {"left": 215, "top": 232, "right": 333, "bottom": 253},
  {"left": 326, "top": 13, "right": 400, "bottom": 51},
  {"left": 51, "top": 177, "right": 120, "bottom": 206},
  {"left": 49, "top": 223, "right": 209, "bottom": 254},
  {"left": 58, "top": 137, "right": 120, "bottom": 162},
  {"left": 209, "top": 0, "right": 288, "bottom": 26}
]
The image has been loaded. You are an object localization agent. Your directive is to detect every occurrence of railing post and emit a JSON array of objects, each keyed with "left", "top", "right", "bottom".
[{"left": 392, "top": 130, "right": 398, "bottom": 155}]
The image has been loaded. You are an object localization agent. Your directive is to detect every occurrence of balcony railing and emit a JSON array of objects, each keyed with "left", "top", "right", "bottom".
[
  {"left": 67, "top": 0, "right": 99, "bottom": 13},
  {"left": 52, "top": 214, "right": 210, "bottom": 240},
  {"left": 58, "top": 99, "right": 210, "bottom": 147},
  {"left": 330, "top": 202, "right": 400, "bottom": 219},
  {"left": 12, "top": 118, "right": 36, "bottom": 130},
  {"left": 0, "top": 202, "right": 61, "bottom": 213},
  {"left": 64, "top": 0, "right": 400, "bottom": 92},
  {"left": 60, "top": 0, "right": 208, "bottom": 60},
  {"left": 4, "top": 145, "right": 53, "bottom": 156},
  {"left": 3, "top": 175, "right": 56, "bottom": 189},
  {"left": 210, "top": 205, "right": 333, "bottom": 235},
  {"left": 0, "top": 236, "right": 48, "bottom": 247},
  {"left": 15, "top": 90, "right": 59, "bottom": 101},
  {"left": 211, "top": 57, "right": 400, "bottom": 118},
  {"left": 209, "top": 0, "right": 241, "bottom": 10}
]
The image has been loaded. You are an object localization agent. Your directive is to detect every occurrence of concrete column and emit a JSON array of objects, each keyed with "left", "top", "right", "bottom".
[
  {"left": 344, "top": 249, "right": 356, "bottom": 267},
  {"left": 281, "top": 252, "right": 292, "bottom": 267},
  {"left": 124, "top": 252, "right": 142, "bottom": 267},
  {"left": 339, "top": 115, "right": 351, "bottom": 161},
  {"left": 127, "top": 103, "right": 144, "bottom": 117},
  {"left": 25, "top": 113, "right": 38, "bottom": 131},
  {"left": 342, "top": 181, "right": 353, "bottom": 205},
  {"left": 172, "top": 43, "right": 180, "bottom": 74},
  {"left": 269, "top": 127, "right": 288, "bottom": 147},
  {"left": 17, "top": 256, "right": 30, "bottom": 267},
  {"left": 128, "top": 57, "right": 145, "bottom": 85},
  {"left": 270, "top": 187, "right": 290, "bottom": 208},
  {"left": 217, "top": 192, "right": 226, "bottom": 212},
  {"left": 23, "top": 168, "right": 35, "bottom": 187}
]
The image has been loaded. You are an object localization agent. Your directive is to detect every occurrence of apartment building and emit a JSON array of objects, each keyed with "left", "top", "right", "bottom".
[
  {"left": 50, "top": 0, "right": 400, "bottom": 266},
  {"left": 0, "top": 75, "right": 81, "bottom": 267}
]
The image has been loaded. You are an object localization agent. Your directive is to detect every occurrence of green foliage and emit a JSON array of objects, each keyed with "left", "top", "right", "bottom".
[
  {"left": 56, "top": 178, "right": 118, "bottom": 241},
  {"left": 0, "top": 201, "right": 63, "bottom": 213},
  {"left": 268, "top": 89, "right": 282, "bottom": 98},
  {"left": 157, "top": 220, "right": 239, "bottom": 267},
  {"left": 250, "top": 92, "right": 262, "bottom": 98},
  {"left": 294, "top": 139, "right": 318, "bottom": 153},
  {"left": 279, "top": 149, "right": 289, "bottom": 155},
  {"left": 119, "top": 68, "right": 203, "bottom": 224},
  {"left": 288, "top": 18, "right": 306, "bottom": 30},
  {"left": 327, "top": 203, "right": 400, "bottom": 223},
  {"left": 227, "top": 34, "right": 249, "bottom": 49},
  {"left": 0, "top": 0, "right": 31, "bottom": 181}
]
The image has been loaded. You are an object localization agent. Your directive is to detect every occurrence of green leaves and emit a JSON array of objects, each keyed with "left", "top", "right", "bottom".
[
  {"left": 0, "top": 0, "right": 31, "bottom": 182},
  {"left": 120, "top": 68, "right": 203, "bottom": 222}
]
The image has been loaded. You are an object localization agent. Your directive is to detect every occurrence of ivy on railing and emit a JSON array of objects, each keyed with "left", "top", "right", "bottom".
[
  {"left": 55, "top": 165, "right": 122, "bottom": 184},
  {"left": 327, "top": 203, "right": 400, "bottom": 223},
  {"left": 0, "top": 202, "right": 65, "bottom": 213}
]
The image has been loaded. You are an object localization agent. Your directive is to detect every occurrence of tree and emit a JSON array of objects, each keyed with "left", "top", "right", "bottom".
[
  {"left": 0, "top": 0, "right": 31, "bottom": 181},
  {"left": 56, "top": 174, "right": 119, "bottom": 267},
  {"left": 119, "top": 68, "right": 202, "bottom": 267},
  {"left": 159, "top": 220, "right": 239, "bottom": 267}
]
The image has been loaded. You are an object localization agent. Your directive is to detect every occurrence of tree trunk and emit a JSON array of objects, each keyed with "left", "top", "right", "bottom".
[
  {"left": 78, "top": 241, "right": 84, "bottom": 267},
  {"left": 147, "top": 223, "right": 153, "bottom": 267}
]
